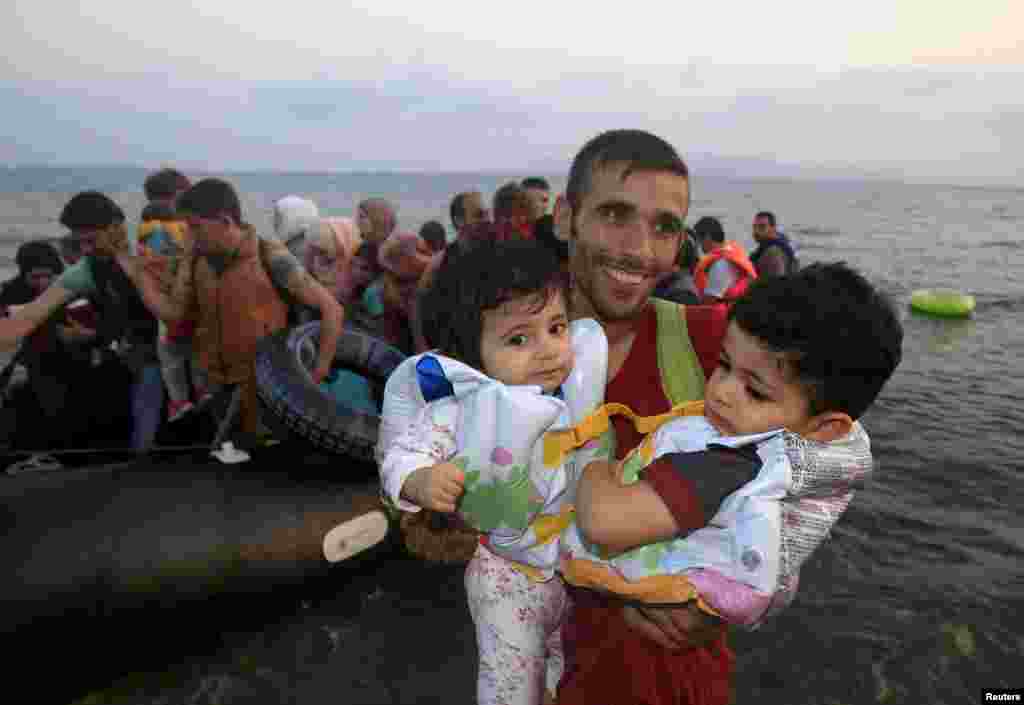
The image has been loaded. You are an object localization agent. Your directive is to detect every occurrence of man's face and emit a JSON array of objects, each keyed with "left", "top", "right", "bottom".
[
  {"left": 69, "top": 228, "right": 102, "bottom": 258},
  {"left": 185, "top": 213, "right": 233, "bottom": 254},
  {"left": 462, "top": 192, "right": 488, "bottom": 229},
  {"left": 568, "top": 164, "right": 688, "bottom": 322},
  {"left": 26, "top": 267, "right": 56, "bottom": 295},
  {"left": 524, "top": 187, "right": 551, "bottom": 222},
  {"left": 753, "top": 216, "right": 776, "bottom": 242}
]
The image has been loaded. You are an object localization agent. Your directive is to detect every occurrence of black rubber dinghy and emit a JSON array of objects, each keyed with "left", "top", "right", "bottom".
[{"left": 254, "top": 322, "right": 406, "bottom": 461}]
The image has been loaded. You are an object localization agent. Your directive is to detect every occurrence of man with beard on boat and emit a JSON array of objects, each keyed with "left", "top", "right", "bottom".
[
  {"left": 403, "top": 130, "right": 736, "bottom": 704},
  {"left": 0, "top": 193, "right": 163, "bottom": 451},
  {"left": 121, "top": 178, "right": 344, "bottom": 448}
]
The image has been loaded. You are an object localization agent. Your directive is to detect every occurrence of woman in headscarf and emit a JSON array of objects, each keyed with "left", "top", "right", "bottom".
[
  {"left": 303, "top": 217, "right": 363, "bottom": 302},
  {"left": 347, "top": 231, "right": 433, "bottom": 355},
  {"left": 0, "top": 241, "right": 102, "bottom": 449},
  {"left": 272, "top": 195, "right": 320, "bottom": 262}
]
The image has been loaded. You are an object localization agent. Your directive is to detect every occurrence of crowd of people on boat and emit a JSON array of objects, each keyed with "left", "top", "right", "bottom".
[{"left": 0, "top": 128, "right": 897, "bottom": 705}]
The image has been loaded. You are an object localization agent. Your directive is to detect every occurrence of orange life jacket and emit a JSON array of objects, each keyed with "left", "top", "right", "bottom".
[
  {"left": 192, "top": 233, "right": 289, "bottom": 386},
  {"left": 694, "top": 241, "right": 758, "bottom": 301}
]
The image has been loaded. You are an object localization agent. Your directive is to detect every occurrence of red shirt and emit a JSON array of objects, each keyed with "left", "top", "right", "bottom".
[{"left": 558, "top": 302, "right": 734, "bottom": 705}]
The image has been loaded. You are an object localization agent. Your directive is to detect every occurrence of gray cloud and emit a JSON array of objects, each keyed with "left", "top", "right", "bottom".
[{"left": 1, "top": 60, "right": 1020, "bottom": 186}]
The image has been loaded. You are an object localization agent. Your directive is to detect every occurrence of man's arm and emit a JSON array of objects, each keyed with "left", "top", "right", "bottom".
[
  {"left": 265, "top": 245, "right": 344, "bottom": 384},
  {"left": 0, "top": 285, "right": 75, "bottom": 351},
  {"left": 116, "top": 252, "right": 192, "bottom": 323}
]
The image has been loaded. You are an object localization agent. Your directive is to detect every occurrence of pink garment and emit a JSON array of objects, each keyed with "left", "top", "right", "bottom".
[
  {"left": 377, "top": 230, "right": 434, "bottom": 280},
  {"left": 686, "top": 569, "right": 775, "bottom": 628}
]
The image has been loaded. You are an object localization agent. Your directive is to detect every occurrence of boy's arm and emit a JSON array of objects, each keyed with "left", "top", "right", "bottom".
[
  {"left": 575, "top": 457, "right": 704, "bottom": 554},
  {"left": 576, "top": 446, "right": 762, "bottom": 554}
]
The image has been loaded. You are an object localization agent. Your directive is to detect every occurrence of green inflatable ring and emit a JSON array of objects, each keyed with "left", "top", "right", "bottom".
[{"left": 909, "top": 289, "right": 975, "bottom": 318}]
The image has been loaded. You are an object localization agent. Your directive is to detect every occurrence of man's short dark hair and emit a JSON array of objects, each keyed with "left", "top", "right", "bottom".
[
  {"left": 521, "top": 177, "right": 550, "bottom": 191},
  {"left": 729, "top": 262, "right": 903, "bottom": 421},
  {"left": 492, "top": 182, "right": 531, "bottom": 222},
  {"left": 176, "top": 178, "right": 243, "bottom": 225},
  {"left": 144, "top": 168, "right": 191, "bottom": 202},
  {"left": 693, "top": 216, "right": 725, "bottom": 244},
  {"left": 419, "top": 220, "right": 448, "bottom": 252},
  {"left": 418, "top": 238, "right": 568, "bottom": 371},
  {"left": 450, "top": 192, "right": 468, "bottom": 230},
  {"left": 755, "top": 211, "right": 776, "bottom": 227},
  {"left": 565, "top": 130, "right": 689, "bottom": 211},
  {"left": 59, "top": 191, "right": 125, "bottom": 230}
]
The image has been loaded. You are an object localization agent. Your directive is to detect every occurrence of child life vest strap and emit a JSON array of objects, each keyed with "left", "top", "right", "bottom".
[
  {"left": 651, "top": 298, "right": 706, "bottom": 407},
  {"left": 543, "top": 400, "right": 705, "bottom": 468}
]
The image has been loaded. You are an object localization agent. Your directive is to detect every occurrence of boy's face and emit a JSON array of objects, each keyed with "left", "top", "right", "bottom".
[
  {"left": 479, "top": 289, "right": 574, "bottom": 393},
  {"left": 704, "top": 321, "right": 815, "bottom": 437}
]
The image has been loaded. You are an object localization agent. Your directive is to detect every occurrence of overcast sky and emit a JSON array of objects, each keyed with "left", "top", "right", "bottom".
[{"left": 3, "top": 0, "right": 1022, "bottom": 186}]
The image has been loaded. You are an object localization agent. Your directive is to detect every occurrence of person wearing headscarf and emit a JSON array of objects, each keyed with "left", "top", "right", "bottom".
[
  {"left": 272, "top": 195, "right": 320, "bottom": 262},
  {"left": 0, "top": 240, "right": 102, "bottom": 449},
  {"left": 356, "top": 198, "right": 398, "bottom": 245},
  {"left": 1, "top": 240, "right": 66, "bottom": 308},
  {"left": 347, "top": 231, "right": 432, "bottom": 355},
  {"left": 304, "top": 217, "right": 363, "bottom": 301}
]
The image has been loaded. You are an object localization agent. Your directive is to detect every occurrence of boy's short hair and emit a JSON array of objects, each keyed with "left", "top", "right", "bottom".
[
  {"left": 566, "top": 130, "right": 689, "bottom": 211},
  {"left": 140, "top": 202, "right": 178, "bottom": 222},
  {"left": 59, "top": 191, "right": 125, "bottom": 230},
  {"left": 144, "top": 168, "right": 191, "bottom": 201},
  {"left": 418, "top": 220, "right": 448, "bottom": 252},
  {"left": 693, "top": 216, "right": 725, "bottom": 244},
  {"left": 755, "top": 211, "right": 776, "bottom": 226},
  {"left": 729, "top": 261, "right": 903, "bottom": 420},
  {"left": 418, "top": 238, "right": 568, "bottom": 371},
  {"left": 176, "top": 178, "right": 243, "bottom": 225}
]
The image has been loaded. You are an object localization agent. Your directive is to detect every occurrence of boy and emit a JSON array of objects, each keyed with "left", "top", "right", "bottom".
[{"left": 558, "top": 261, "right": 903, "bottom": 705}]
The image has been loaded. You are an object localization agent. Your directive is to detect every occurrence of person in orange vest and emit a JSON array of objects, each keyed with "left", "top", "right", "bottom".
[{"left": 692, "top": 216, "right": 757, "bottom": 303}]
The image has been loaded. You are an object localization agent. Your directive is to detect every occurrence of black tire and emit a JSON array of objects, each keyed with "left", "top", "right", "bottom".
[{"left": 254, "top": 323, "right": 407, "bottom": 461}]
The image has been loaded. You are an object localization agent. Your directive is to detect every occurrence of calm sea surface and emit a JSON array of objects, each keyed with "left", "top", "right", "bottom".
[{"left": 2, "top": 167, "right": 1022, "bottom": 704}]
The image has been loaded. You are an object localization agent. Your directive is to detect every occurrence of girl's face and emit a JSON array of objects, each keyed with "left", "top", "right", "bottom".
[{"left": 479, "top": 289, "right": 574, "bottom": 393}]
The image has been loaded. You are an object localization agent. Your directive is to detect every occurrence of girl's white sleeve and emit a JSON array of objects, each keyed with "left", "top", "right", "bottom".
[{"left": 379, "top": 398, "right": 459, "bottom": 512}]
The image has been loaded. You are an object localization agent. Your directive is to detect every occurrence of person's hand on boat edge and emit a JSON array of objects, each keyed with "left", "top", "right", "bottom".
[
  {"left": 401, "top": 462, "right": 466, "bottom": 513},
  {"left": 622, "top": 601, "right": 724, "bottom": 651}
]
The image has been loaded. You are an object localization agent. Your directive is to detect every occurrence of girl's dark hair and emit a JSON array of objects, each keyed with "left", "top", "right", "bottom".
[
  {"left": 729, "top": 261, "right": 903, "bottom": 420},
  {"left": 418, "top": 239, "right": 569, "bottom": 371}
]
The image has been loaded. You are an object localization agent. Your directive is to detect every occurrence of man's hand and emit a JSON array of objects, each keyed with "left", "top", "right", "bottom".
[
  {"left": 401, "top": 462, "right": 466, "bottom": 513},
  {"left": 95, "top": 223, "right": 131, "bottom": 258},
  {"left": 311, "top": 361, "right": 331, "bottom": 385},
  {"left": 622, "top": 601, "right": 723, "bottom": 651}
]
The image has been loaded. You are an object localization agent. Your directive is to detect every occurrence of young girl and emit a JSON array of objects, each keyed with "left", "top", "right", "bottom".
[
  {"left": 137, "top": 203, "right": 210, "bottom": 421},
  {"left": 377, "top": 239, "right": 613, "bottom": 705}
]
